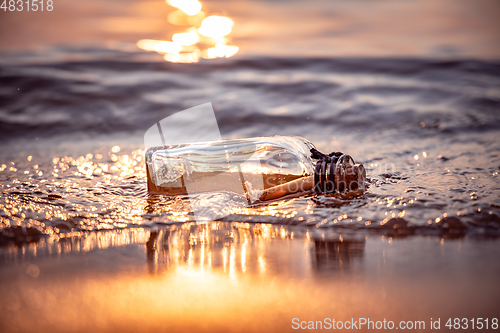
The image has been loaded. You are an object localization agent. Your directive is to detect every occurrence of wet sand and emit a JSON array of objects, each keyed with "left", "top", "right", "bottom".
[{"left": 1, "top": 223, "right": 499, "bottom": 332}]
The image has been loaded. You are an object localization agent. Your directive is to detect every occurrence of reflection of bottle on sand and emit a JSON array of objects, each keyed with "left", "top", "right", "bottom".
[
  {"left": 313, "top": 238, "right": 365, "bottom": 272},
  {"left": 146, "top": 136, "right": 366, "bottom": 201},
  {"left": 145, "top": 223, "right": 366, "bottom": 276}
]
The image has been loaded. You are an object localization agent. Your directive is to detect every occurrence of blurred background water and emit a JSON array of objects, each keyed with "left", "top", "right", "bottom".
[{"left": 1, "top": 0, "right": 500, "bottom": 331}]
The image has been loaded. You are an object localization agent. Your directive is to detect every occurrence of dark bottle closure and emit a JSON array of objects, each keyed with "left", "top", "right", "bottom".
[{"left": 311, "top": 149, "right": 366, "bottom": 194}]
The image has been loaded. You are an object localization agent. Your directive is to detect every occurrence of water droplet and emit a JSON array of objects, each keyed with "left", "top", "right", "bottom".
[{"left": 26, "top": 264, "right": 40, "bottom": 278}]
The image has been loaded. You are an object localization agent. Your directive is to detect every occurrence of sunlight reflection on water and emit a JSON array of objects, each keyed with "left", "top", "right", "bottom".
[{"left": 136, "top": 0, "right": 239, "bottom": 63}]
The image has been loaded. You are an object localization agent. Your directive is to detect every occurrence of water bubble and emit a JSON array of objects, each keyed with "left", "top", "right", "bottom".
[{"left": 26, "top": 264, "right": 40, "bottom": 278}]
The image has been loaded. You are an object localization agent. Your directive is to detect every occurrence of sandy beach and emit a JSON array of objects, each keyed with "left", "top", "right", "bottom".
[{"left": 2, "top": 223, "right": 500, "bottom": 332}]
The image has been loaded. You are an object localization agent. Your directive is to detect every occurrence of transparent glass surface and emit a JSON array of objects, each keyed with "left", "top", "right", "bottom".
[{"left": 145, "top": 136, "right": 316, "bottom": 195}]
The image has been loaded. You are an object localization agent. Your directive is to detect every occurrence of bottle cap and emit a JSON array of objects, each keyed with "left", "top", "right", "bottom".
[
  {"left": 334, "top": 155, "right": 366, "bottom": 193},
  {"left": 350, "top": 164, "right": 367, "bottom": 190}
]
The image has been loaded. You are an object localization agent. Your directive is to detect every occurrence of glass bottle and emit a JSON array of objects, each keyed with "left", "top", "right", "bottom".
[{"left": 145, "top": 135, "right": 366, "bottom": 202}]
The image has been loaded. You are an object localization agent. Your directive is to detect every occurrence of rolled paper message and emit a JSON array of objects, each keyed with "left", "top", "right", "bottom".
[
  {"left": 258, "top": 162, "right": 366, "bottom": 201},
  {"left": 258, "top": 176, "right": 314, "bottom": 201}
]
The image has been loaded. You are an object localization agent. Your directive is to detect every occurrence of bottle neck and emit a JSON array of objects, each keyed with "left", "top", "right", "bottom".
[
  {"left": 311, "top": 149, "right": 366, "bottom": 194},
  {"left": 314, "top": 159, "right": 335, "bottom": 193}
]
